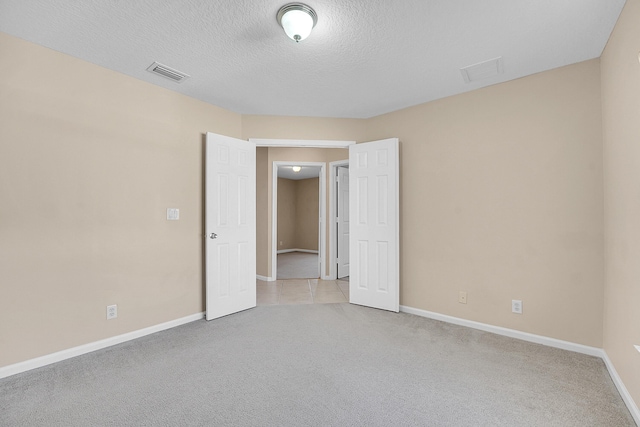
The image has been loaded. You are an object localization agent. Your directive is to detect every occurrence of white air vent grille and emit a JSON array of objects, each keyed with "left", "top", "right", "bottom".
[
  {"left": 460, "top": 57, "right": 504, "bottom": 84},
  {"left": 146, "top": 62, "right": 190, "bottom": 83}
]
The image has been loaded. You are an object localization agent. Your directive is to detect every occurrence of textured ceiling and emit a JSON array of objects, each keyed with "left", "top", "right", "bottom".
[{"left": 0, "top": 0, "right": 626, "bottom": 118}]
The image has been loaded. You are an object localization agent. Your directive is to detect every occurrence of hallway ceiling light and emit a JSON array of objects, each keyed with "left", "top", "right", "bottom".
[
  {"left": 292, "top": 166, "right": 301, "bottom": 172},
  {"left": 276, "top": 3, "right": 317, "bottom": 43}
]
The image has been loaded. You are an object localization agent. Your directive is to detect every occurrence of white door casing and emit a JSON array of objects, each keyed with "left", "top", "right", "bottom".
[
  {"left": 253, "top": 139, "right": 355, "bottom": 281},
  {"left": 337, "top": 166, "right": 350, "bottom": 279},
  {"left": 205, "top": 132, "right": 256, "bottom": 320},
  {"left": 349, "top": 138, "right": 399, "bottom": 312}
]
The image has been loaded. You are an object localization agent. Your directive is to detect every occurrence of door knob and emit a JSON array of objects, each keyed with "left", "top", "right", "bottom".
[{"left": 209, "top": 233, "right": 218, "bottom": 239}]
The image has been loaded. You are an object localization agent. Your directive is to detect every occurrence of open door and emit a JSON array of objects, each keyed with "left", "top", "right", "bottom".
[
  {"left": 349, "top": 138, "right": 399, "bottom": 312},
  {"left": 205, "top": 132, "right": 256, "bottom": 320},
  {"left": 337, "top": 166, "right": 350, "bottom": 279}
]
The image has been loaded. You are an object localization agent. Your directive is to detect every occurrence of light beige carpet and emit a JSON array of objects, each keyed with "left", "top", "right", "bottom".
[
  {"left": 277, "top": 251, "right": 319, "bottom": 279},
  {"left": 1, "top": 303, "right": 635, "bottom": 426}
]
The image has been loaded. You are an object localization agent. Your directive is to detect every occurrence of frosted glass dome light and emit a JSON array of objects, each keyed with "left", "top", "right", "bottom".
[{"left": 277, "top": 3, "right": 318, "bottom": 43}]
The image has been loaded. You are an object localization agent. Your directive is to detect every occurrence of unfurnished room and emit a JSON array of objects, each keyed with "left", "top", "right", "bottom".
[{"left": 1, "top": 0, "right": 639, "bottom": 425}]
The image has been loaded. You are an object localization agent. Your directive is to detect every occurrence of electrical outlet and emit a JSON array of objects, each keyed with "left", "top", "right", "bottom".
[
  {"left": 458, "top": 291, "right": 467, "bottom": 304},
  {"left": 635, "top": 345, "right": 640, "bottom": 353},
  {"left": 106, "top": 304, "right": 117, "bottom": 320},
  {"left": 166, "top": 208, "right": 179, "bottom": 220},
  {"left": 512, "top": 300, "right": 522, "bottom": 314}
]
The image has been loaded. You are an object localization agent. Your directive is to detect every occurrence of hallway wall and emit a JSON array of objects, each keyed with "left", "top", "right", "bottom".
[
  {"left": 276, "top": 177, "right": 322, "bottom": 253},
  {"left": 295, "top": 177, "right": 320, "bottom": 251},
  {"left": 601, "top": 0, "right": 640, "bottom": 410}
]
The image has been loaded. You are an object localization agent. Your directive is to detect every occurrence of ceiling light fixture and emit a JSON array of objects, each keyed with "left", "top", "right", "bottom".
[
  {"left": 277, "top": 3, "right": 317, "bottom": 43},
  {"left": 292, "top": 166, "right": 301, "bottom": 172}
]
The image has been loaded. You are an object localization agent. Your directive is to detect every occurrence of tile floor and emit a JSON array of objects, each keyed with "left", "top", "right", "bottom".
[{"left": 257, "top": 278, "right": 350, "bottom": 306}]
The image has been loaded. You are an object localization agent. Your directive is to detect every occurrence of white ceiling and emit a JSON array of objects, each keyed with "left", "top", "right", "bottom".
[
  {"left": 0, "top": 0, "right": 626, "bottom": 119},
  {"left": 278, "top": 165, "right": 321, "bottom": 180}
]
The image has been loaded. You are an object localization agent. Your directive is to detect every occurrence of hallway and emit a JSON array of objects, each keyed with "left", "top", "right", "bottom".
[
  {"left": 257, "top": 278, "right": 349, "bottom": 306},
  {"left": 276, "top": 252, "right": 319, "bottom": 280}
]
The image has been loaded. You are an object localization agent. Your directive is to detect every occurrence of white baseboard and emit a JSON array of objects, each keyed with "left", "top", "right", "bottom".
[
  {"left": 4, "top": 304, "right": 638, "bottom": 425},
  {"left": 399, "top": 305, "right": 603, "bottom": 357},
  {"left": 276, "top": 249, "right": 319, "bottom": 254},
  {"left": 400, "top": 305, "right": 640, "bottom": 423},
  {"left": 602, "top": 352, "right": 640, "bottom": 425},
  {"left": 0, "top": 312, "right": 204, "bottom": 380}
]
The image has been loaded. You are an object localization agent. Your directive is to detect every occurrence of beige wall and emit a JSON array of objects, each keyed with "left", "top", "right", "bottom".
[
  {"left": 4, "top": 20, "right": 639, "bottom": 411},
  {"left": 276, "top": 178, "right": 297, "bottom": 250},
  {"left": 296, "top": 178, "right": 320, "bottom": 251},
  {"left": 367, "top": 59, "right": 604, "bottom": 347},
  {"left": 241, "top": 115, "right": 366, "bottom": 142},
  {"left": 256, "top": 147, "right": 269, "bottom": 279},
  {"left": 601, "top": 0, "right": 640, "bottom": 409},
  {"left": 0, "top": 32, "right": 242, "bottom": 366},
  {"left": 276, "top": 177, "right": 319, "bottom": 253}
]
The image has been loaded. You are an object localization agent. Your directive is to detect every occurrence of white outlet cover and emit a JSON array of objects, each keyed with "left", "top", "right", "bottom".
[
  {"left": 106, "top": 304, "right": 117, "bottom": 320},
  {"left": 635, "top": 345, "right": 640, "bottom": 353},
  {"left": 512, "top": 300, "right": 523, "bottom": 314},
  {"left": 167, "top": 208, "right": 179, "bottom": 220}
]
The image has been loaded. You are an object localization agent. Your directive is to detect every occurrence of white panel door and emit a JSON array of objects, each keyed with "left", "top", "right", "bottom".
[
  {"left": 349, "top": 138, "right": 399, "bottom": 312},
  {"left": 337, "top": 166, "right": 350, "bottom": 279},
  {"left": 205, "top": 132, "right": 256, "bottom": 321}
]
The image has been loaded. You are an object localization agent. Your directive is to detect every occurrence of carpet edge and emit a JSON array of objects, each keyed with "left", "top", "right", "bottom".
[
  {"left": 0, "top": 312, "right": 205, "bottom": 380},
  {"left": 400, "top": 305, "right": 639, "bottom": 425},
  {"left": 602, "top": 351, "right": 640, "bottom": 426},
  {"left": 399, "top": 305, "right": 602, "bottom": 356}
]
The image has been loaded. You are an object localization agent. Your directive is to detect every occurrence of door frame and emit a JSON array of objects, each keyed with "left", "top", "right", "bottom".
[
  {"left": 329, "top": 159, "right": 349, "bottom": 280},
  {"left": 272, "top": 161, "right": 325, "bottom": 280},
  {"left": 249, "top": 138, "right": 355, "bottom": 281}
]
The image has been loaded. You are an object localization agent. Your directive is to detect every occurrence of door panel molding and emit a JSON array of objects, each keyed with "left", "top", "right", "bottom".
[
  {"left": 329, "top": 159, "right": 349, "bottom": 280},
  {"left": 348, "top": 138, "right": 399, "bottom": 312},
  {"left": 205, "top": 132, "right": 256, "bottom": 320}
]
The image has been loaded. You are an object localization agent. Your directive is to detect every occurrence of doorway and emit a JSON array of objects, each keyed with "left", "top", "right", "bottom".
[
  {"left": 252, "top": 139, "right": 354, "bottom": 282},
  {"left": 329, "top": 160, "right": 350, "bottom": 280},
  {"left": 275, "top": 163, "right": 323, "bottom": 279},
  {"left": 207, "top": 135, "right": 400, "bottom": 320}
]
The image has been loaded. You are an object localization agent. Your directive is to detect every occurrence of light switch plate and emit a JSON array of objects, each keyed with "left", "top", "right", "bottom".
[
  {"left": 458, "top": 291, "right": 467, "bottom": 304},
  {"left": 167, "top": 208, "right": 179, "bottom": 220}
]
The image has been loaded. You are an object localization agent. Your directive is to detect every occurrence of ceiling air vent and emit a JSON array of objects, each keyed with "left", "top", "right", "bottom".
[
  {"left": 460, "top": 57, "right": 504, "bottom": 84},
  {"left": 146, "top": 62, "right": 190, "bottom": 83}
]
